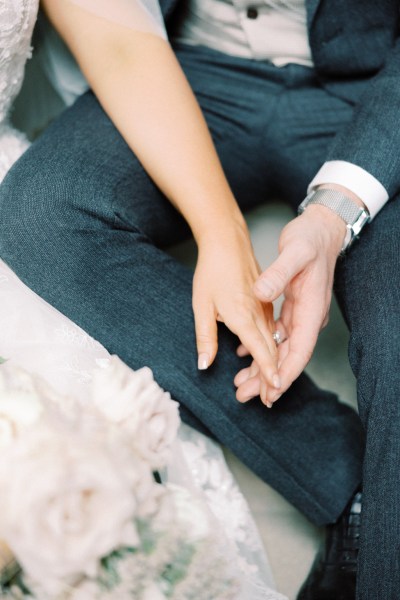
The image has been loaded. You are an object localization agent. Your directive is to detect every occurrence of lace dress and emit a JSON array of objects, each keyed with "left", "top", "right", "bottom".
[
  {"left": 0, "top": 2, "right": 287, "bottom": 598},
  {"left": 0, "top": 0, "right": 38, "bottom": 179}
]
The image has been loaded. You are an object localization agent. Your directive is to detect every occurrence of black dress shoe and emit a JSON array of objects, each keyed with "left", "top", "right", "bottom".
[{"left": 297, "top": 490, "right": 362, "bottom": 600}]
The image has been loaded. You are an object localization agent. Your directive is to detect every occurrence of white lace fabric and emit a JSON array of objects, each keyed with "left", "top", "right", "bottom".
[
  {"left": 0, "top": 0, "right": 38, "bottom": 180},
  {"left": 0, "top": 3, "right": 287, "bottom": 598},
  {"left": 169, "top": 426, "right": 288, "bottom": 600}
]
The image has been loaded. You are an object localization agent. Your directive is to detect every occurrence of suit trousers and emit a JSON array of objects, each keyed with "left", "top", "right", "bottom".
[{"left": 1, "top": 43, "right": 398, "bottom": 598}]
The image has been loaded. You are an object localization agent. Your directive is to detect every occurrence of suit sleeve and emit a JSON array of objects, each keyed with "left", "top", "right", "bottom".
[{"left": 325, "top": 37, "right": 400, "bottom": 199}]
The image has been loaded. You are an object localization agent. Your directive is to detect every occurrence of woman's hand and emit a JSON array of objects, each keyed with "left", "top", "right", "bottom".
[
  {"left": 43, "top": 0, "right": 283, "bottom": 390},
  {"left": 193, "top": 221, "right": 281, "bottom": 396}
]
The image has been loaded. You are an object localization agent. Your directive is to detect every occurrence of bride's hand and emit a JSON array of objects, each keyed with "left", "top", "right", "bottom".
[
  {"left": 193, "top": 222, "right": 281, "bottom": 396},
  {"left": 43, "top": 0, "right": 281, "bottom": 400}
]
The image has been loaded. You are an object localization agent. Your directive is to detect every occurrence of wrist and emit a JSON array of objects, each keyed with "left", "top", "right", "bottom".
[
  {"left": 299, "top": 205, "right": 346, "bottom": 256},
  {"left": 299, "top": 186, "right": 370, "bottom": 253},
  {"left": 195, "top": 207, "right": 250, "bottom": 248}
]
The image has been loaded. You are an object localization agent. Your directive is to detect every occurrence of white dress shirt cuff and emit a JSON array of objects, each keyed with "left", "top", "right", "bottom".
[{"left": 307, "top": 160, "right": 389, "bottom": 219}]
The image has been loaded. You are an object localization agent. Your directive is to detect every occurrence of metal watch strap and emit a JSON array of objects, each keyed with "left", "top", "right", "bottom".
[{"left": 298, "top": 189, "right": 370, "bottom": 252}]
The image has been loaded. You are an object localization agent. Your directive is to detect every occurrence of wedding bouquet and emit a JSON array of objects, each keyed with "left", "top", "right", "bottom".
[{"left": 0, "top": 357, "right": 239, "bottom": 600}]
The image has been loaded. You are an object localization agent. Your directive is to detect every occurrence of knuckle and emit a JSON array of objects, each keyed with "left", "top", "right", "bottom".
[
  {"left": 196, "top": 332, "right": 216, "bottom": 345},
  {"left": 230, "top": 306, "right": 254, "bottom": 328},
  {"left": 267, "top": 265, "right": 289, "bottom": 287}
]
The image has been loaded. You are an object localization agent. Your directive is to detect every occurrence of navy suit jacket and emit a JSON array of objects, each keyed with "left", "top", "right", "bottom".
[{"left": 160, "top": 0, "right": 400, "bottom": 199}]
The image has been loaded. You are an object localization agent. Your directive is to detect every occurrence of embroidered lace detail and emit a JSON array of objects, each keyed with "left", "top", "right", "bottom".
[
  {"left": 169, "top": 425, "right": 288, "bottom": 600},
  {"left": 0, "top": 0, "right": 38, "bottom": 181}
]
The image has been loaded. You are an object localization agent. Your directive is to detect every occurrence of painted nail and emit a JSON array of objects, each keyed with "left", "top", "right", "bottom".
[
  {"left": 255, "top": 279, "right": 274, "bottom": 299},
  {"left": 273, "top": 374, "right": 281, "bottom": 389},
  {"left": 242, "top": 394, "right": 255, "bottom": 402},
  {"left": 198, "top": 353, "right": 209, "bottom": 370}
]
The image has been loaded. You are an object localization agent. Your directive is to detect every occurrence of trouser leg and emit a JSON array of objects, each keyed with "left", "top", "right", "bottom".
[
  {"left": 334, "top": 199, "right": 400, "bottom": 600},
  {"left": 0, "top": 49, "right": 363, "bottom": 525},
  {"left": 264, "top": 65, "right": 399, "bottom": 598}
]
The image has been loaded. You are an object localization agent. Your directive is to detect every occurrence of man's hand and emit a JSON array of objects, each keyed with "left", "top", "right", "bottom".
[{"left": 234, "top": 204, "right": 346, "bottom": 406}]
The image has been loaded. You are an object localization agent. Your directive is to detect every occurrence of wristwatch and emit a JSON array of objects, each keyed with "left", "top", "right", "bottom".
[{"left": 298, "top": 188, "right": 371, "bottom": 252}]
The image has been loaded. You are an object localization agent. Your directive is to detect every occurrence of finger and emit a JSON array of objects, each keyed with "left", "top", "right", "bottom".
[
  {"left": 260, "top": 378, "right": 269, "bottom": 406},
  {"left": 234, "top": 366, "right": 252, "bottom": 387},
  {"left": 193, "top": 300, "right": 218, "bottom": 370},
  {"left": 274, "top": 297, "right": 322, "bottom": 396},
  {"left": 274, "top": 317, "right": 289, "bottom": 340},
  {"left": 321, "top": 314, "right": 330, "bottom": 329},
  {"left": 236, "top": 343, "right": 250, "bottom": 357},
  {"left": 248, "top": 359, "right": 260, "bottom": 378},
  {"left": 254, "top": 245, "right": 311, "bottom": 302},
  {"left": 274, "top": 318, "right": 290, "bottom": 368},
  {"left": 235, "top": 321, "right": 281, "bottom": 390},
  {"left": 236, "top": 374, "right": 261, "bottom": 403},
  {"left": 278, "top": 298, "right": 293, "bottom": 334},
  {"left": 234, "top": 360, "right": 259, "bottom": 386}
]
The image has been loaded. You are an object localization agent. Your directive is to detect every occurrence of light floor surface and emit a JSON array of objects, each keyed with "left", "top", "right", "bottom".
[{"left": 169, "top": 203, "right": 357, "bottom": 600}]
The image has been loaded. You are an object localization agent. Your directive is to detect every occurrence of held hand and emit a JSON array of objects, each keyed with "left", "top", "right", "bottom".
[
  {"left": 235, "top": 205, "right": 346, "bottom": 405},
  {"left": 193, "top": 222, "right": 281, "bottom": 393}
]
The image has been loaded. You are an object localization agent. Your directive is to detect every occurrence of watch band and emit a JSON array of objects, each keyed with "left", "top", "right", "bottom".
[{"left": 298, "top": 189, "right": 370, "bottom": 252}]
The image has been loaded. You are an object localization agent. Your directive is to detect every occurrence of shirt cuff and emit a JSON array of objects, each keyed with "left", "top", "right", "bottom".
[{"left": 307, "top": 160, "right": 389, "bottom": 219}]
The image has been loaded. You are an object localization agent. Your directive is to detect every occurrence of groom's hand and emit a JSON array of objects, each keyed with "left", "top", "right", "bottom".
[{"left": 235, "top": 203, "right": 346, "bottom": 405}]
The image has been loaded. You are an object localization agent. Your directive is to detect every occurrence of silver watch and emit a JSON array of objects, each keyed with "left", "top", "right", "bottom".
[{"left": 298, "top": 189, "right": 370, "bottom": 252}]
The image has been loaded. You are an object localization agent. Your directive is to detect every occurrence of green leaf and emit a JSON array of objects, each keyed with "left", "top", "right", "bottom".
[{"left": 0, "top": 357, "right": 7, "bottom": 365}]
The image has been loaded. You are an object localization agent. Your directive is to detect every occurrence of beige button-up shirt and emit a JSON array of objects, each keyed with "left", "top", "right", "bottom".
[{"left": 172, "top": 0, "right": 313, "bottom": 67}]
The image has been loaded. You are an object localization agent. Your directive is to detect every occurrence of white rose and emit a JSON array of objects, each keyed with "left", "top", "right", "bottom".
[
  {"left": 0, "top": 364, "right": 44, "bottom": 447},
  {"left": 92, "top": 356, "right": 180, "bottom": 469},
  {"left": 65, "top": 579, "right": 100, "bottom": 600},
  {"left": 0, "top": 427, "right": 155, "bottom": 596},
  {"left": 142, "top": 582, "right": 167, "bottom": 600}
]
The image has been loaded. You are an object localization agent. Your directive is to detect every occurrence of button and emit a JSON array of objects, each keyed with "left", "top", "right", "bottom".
[{"left": 246, "top": 7, "right": 258, "bottom": 19}]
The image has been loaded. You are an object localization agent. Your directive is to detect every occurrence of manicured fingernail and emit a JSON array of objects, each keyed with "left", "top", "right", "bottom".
[
  {"left": 198, "top": 353, "right": 209, "bottom": 370},
  {"left": 266, "top": 401, "right": 273, "bottom": 409},
  {"left": 260, "top": 381, "right": 267, "bottom": 403},
  {"left": 240, "top": 394, "right": 255, "bottom": 403},
  {"left": 255, "top": 279, "right": 274, "bottom": 298},
  {"left": 273, "top": 375, "right": 281, "bottom": 389}
]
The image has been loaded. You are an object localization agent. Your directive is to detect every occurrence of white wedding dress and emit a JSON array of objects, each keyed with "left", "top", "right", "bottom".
[{"left": 0, "top": 2, "right": 287, "bottom": 599}]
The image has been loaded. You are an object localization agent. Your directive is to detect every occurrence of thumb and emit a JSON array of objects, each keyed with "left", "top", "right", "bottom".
[
  {"left": 193, "top": 301, "right": 218, "bottom": 370},
  {"left": 254, "top": 246, "right": 307, "bottom": 302}
]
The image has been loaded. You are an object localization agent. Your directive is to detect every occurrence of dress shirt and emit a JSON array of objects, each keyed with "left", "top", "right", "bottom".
[
  {"left": 172, "top": 0, "right": 313, "bottom": 66},
  {"left": 308, "top": 161, "right": 389, "bottom": 219}
]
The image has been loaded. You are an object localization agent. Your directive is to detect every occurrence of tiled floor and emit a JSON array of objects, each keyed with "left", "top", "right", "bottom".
[{"left": 170, "top": 202, "right": 357, "bottom": 599}]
